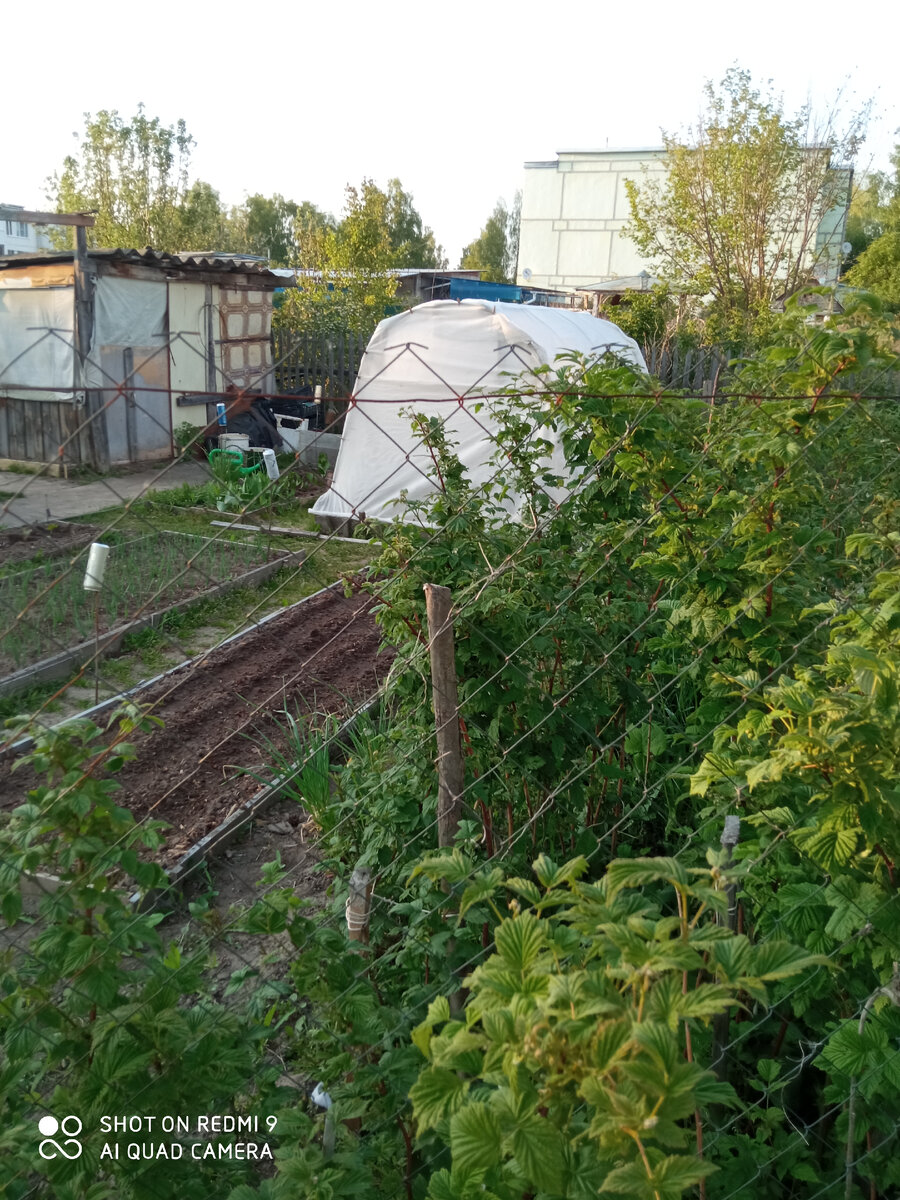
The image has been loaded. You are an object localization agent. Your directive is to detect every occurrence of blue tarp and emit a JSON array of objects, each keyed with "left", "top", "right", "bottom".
[{"left": 448, "top": 278, "right": 529, "bottom": 303}]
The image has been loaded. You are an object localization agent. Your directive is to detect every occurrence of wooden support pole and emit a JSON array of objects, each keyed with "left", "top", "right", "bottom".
[
  {"left": 73, "top": 224, "right": 109, "bottom": 472},
  {"left": 346, "top": 863, "right": 372, "bottom": 945},
  {"left": 424, "top": 583, "right": 464, "bottom": 848}
]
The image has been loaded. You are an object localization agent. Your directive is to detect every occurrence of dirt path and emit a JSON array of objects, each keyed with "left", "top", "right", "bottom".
[{"left": 0, "top": 587, "right": 392, "bottom": 867}]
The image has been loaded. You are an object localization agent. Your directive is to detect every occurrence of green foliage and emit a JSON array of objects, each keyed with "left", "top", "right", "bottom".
[
  {"left": 3, "top": 301, "right": 899, "bottom": 1198},
  {"left": 247, "top": 709, "right": 339, "bottom": 830},
  {"left": 846, "top": 231, "right": 900, "bottom": 309},
  {"left": 235, "top": 193, "right": 304, "bottom": 266},
  {"left": 409, "top": 855, "right": 821, "bottom": 1198},
  {"left": 275, "top": 177, "right": 444, "bottom": 338},
  {"left": 624, "top": 68, "right": 866, "bottom": 342},
  {"left": 601, "top": 284, "right": 705, "bottom": 354},
  {"left": 460, "top": 193, "right": 520, "bottom": 282},
  {"left": 384, "top": 179, "right": 447, "bottom": 269},
  {"left": 0, "top": 709, "right": 286, "bottom": 1198},
  {"left": 845, "top": 143, "right": 900, "bottom": 304},
  {"left": 173, "top": 420, "right": 204, "bottom": 451},
  {"left": 47, "top": 106, "right": 210, "bottom": 251}
]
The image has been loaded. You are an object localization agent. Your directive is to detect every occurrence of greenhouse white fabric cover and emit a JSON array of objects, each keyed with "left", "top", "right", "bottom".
[{"left": 310, "top": 300, "right": 646, "bottom": 526}]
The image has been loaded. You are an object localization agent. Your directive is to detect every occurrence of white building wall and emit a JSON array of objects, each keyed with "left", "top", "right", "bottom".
[
  {"left": 0, "top": 205, "right": 54, "bottom": 257},
  {"left": 517, "top": 150, "right": 667, "bottom": 288},
  {"left": 517, "top": 151, "right": 850, "bottom": 290}
]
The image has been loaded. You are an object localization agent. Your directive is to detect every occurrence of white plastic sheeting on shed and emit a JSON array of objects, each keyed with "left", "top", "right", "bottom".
[
  {"left": 0, "top": 284, "right": 74, "bottom": 398},
  {"left": 310, "top": 299, "right": 646, "bottom": 528}
]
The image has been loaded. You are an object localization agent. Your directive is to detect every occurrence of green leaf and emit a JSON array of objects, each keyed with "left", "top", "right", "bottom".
[
  {"left": 450, "top": 1103, "right": 502, "bottom": 1173},
  {"left": 605, "top": 857, "right": 688, "bottom": 900},
  {"left": 505, "top": 877, "right": 542, "bottom": 906},
  {"left": 676, "top": 983, "right": 737, "bottom": 1024},
  {"left": 624, "top": 723, "right": 667, "bottom": 758},
  {"left": 750, "top": 940, "right": 828, "bottom": 982},
  {"left": 512, "top": 1114, "right": 566, "bottom": 1192},
  {"left": 410, "top": 1066, "right": 470, "bottom": 1132},
  {"left": 1, "top": 890, "right": 22, "bottom": 926},
  {"left": 530, "top": 853, "right": 589, "bottom": 890},
  {"left": 494, "top": 913, "right": 546, "bottom": 973},
  {"left": 601, "top": 1153, "right": 717, "bottom": 1198},
  {"left": 410, "top": 849, "right": 473, "bottom": 885},
  {"left": 459, "top": 869, "right": 504, "bottom": 919},
  {"left": 792, "top": 826, "right": 858, "bottom": 870},
  {"left": 412, "top": 995, "right": 451, "bottom": 1059}
]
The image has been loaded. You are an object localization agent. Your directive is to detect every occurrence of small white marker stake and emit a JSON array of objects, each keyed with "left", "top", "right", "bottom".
[
  {"left": 262, "top": 448, "right": 280, "bottom": 481},
  {"left": 83, "top": 542, "right": 109, "bottom": 702},
  {"left": 83, "top": 542, "right": 109, "bottom": 591}
]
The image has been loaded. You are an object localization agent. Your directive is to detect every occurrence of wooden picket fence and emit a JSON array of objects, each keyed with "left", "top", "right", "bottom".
[
  {"left": 272, "top": 328, "right": 367, "bottom": 397},
  {"left": 272, "top": 324, "right": 899, "bottom": 402},
  {"left": 642, "top": 342, "right": 736, "bottom": 393}
]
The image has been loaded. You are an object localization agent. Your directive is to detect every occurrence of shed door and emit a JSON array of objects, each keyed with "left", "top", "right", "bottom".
[
  {"left": 218, "top": 286, "right": 274, "bottom": 391},
  {"left": 100, "top": 347, "right": 172, "bottom": 463}
]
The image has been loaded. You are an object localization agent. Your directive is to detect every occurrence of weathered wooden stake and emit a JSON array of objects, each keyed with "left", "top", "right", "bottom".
[
  {"left": 346, "top": 863, "right": 372, "bottom": 945},
  {"left": 423, "top": 583, "right": 464, "bottom": 847}
]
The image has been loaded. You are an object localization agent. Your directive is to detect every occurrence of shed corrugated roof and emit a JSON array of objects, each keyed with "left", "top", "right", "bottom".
[{"left": 0, "top": 247, "right": 283, "bottom": 279}]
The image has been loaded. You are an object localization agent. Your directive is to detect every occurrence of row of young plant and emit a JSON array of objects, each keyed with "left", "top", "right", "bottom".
[{"left": 1, "top": 292, "right": 898, "bottom": 1198}]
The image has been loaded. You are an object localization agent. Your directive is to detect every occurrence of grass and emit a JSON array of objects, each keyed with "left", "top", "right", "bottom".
[
  {"left": 0, "top": 681, "right": 64, "bottom": 724},
  {"left": 0, "top": 531, "right": 274, "bottom": 672},
  {"left": 0, "top": 474, "right": 373, "bottom": 722}
]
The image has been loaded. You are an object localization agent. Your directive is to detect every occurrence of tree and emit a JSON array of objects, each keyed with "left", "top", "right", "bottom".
[
  {"left": 47, "top": 105, "right": 226, "bottom": 251},
  {"left": 326, "top": 178, "right": 394, "bottom": 270},
  {"left": 178, "top": 180, "right": 232, "bottom": 251},
  {"left": 275, "top": 178, "right": 446, "bottom": 336},
  {"left": 292, "top": 200, "right": 335, "bottom": 266},
  {"left": 460, "top": 192, "right": 521, "bottom": 282},
  {"left": 845, "top": 144, "right": 900, "bottom": 308},
  {"left": 228, "top": 193, "right": 301, "bottom": 265},
  {"left": 843, "top": 171, "right": 891, "bottom": 268},
  {"left": 276, "top": 180, "right": 398, "bottom": 337},
  {"left": 385, "top": 178, "right": 446, "bottom": 268},
  {"left": 624, "top": 69, "right": 866, "bottom": 340}
]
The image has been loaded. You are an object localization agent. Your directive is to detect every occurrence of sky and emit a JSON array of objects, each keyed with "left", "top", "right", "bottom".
[{"left": 3, "top": 0, "right": 897, "bottom": 266}]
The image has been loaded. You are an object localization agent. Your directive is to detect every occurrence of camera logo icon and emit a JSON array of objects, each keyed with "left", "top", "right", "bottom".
[{"left": 38, "top": 1115, "right": 83, "bottom": 1160}]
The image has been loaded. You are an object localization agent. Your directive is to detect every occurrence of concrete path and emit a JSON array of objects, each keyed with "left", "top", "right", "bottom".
[{"left": 0, "top": 460, "right": 210, "bottom": 530}]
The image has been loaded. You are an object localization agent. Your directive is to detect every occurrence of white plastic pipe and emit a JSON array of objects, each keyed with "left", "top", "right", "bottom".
[
  {"left": 262, "top": 448, "right": 280, "bottom": 480},
  {"left": 83, "top": 543, "right": 110, "bottom": 591}
]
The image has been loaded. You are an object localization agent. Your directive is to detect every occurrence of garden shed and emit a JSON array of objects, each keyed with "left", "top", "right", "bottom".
[
  {"left": 0, "top": 249, "right": 283, "bottom": 470},
  {"left": 311, "top": 299, "right": 646, "bottom": 529}
]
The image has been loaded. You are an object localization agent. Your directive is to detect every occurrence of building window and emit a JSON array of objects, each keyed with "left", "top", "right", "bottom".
[
  {"left": 17, "top": 222, "right": 28, "bottom": 237},
  {"left": 4, "top": 221, "right": 12, "bottom": 235}
]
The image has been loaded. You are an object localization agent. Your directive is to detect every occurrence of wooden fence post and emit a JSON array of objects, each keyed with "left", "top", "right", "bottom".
[
  {"left": 423, "top": 583, "right": 464, "bottom": 848},
  {"left": 346, "top": 862, "right": 372, "bottom": 944}
]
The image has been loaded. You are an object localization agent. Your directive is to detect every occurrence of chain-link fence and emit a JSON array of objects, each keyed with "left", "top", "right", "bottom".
[{"left": 1, "top": 300, "right": 899, "bottom": 1200}]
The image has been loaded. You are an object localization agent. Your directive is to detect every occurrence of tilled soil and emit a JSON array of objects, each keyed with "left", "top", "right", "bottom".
[
  {"left": 0, "top": 521, "right": 101, "bottom": 567},
  {"left": 0, "top": 587, "right": 392, "bottom": 867}
]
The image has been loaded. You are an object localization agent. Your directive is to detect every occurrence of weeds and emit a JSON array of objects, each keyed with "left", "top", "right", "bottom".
[{"left": 247, "top": 708, "right": 340, "bottom": 830}]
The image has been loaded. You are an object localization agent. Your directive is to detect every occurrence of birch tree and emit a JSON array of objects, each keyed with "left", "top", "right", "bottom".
[{"left": 624, "top": 69, "right": 866, "bottom": 339}]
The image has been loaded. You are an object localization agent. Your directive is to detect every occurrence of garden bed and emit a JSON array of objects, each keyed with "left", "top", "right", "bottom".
[
  {"left": 0, "top": 529, "right": 292, "bottom": 676},
  {"left": 0, "top": 586, "right": 392, "bottom": 868},
  {"left": 0, "top": 521, "right": 102, "bottom": 569}
]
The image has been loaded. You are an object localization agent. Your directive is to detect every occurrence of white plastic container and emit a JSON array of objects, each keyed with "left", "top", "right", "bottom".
[
  {"left": 219, "top": 432, "right": 250, "bottom": 455},
  {"left": 275, "top": 417, "right": 307, "bottom": 453}
]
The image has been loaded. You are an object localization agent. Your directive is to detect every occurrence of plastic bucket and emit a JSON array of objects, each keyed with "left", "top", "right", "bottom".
[{"left": 219, "top": 433, "right": 250, "bottom": 454}]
